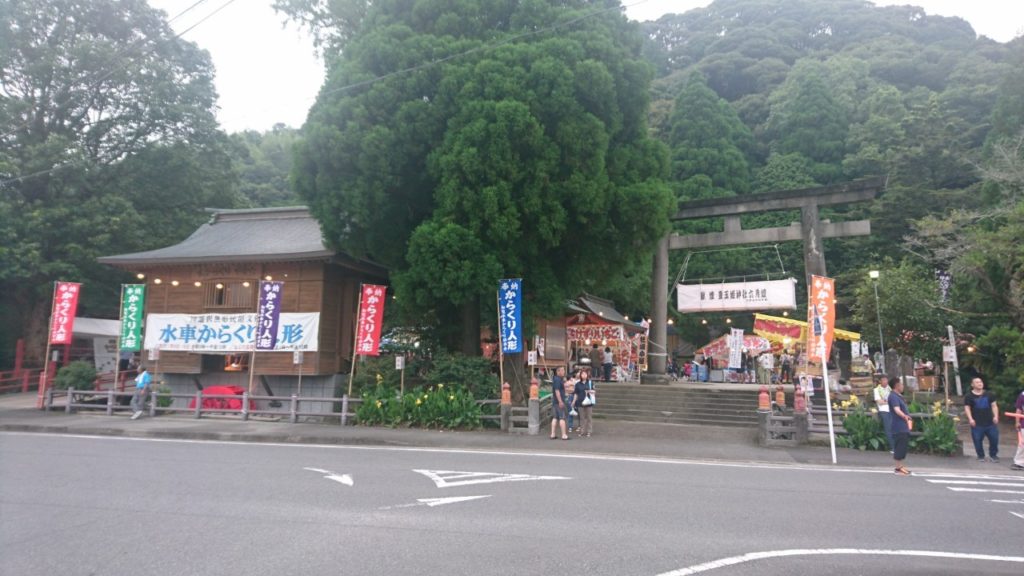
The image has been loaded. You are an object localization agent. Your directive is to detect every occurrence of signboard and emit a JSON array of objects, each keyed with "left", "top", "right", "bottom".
[
  {"left": 677, "top": 279, "right": 797, "bottom": 313},
  {"left": 293, "top": 350, "right": 304, "bottom": 365},
  {"left": 395, "top": 355, "right": 405, "bottom": 370},
  {"left": 527, "top": 350, "right": 538, "bottom": 366},
  {"left": 942, "top": 345, "right": 957, "bottom": 363},
  {"left": 807, "top": 275, "right": 836, "bottom": 363},
  {"left": 355, "top": 284, "right": 386, "bottom": 356},
  {"left": 119, "top": 284, "right": 146, "bottom": 351},
  {"left": 144, "top": 312, "right": 320, "bottom": 352},
  {"left": 498, "top": 278, "right": 522, "bottom": 354},
  {"left": 727, "top": 328, "right": 744, "bottom": 370},
  {"left": 255, "top": 281, "right": 284, "bottom": 351},
  {"left": 566, "top": 324, "right": 626, "bottom": 342},
  {"left": 49, "top": 282, "right": 82, "bottom": 345}
]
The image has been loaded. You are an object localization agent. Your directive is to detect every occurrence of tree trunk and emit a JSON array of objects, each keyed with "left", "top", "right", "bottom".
[{"left": 460, "top": 296, "right": 481, "bottom": 357}]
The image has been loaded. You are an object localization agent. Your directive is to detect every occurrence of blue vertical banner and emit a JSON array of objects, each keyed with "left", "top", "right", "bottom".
[
  {"left": 255, "top": 281, "right": 284, "bottom": 351},
  {"left": 498, "top": 278, "right": 523, "bottom": 354}
]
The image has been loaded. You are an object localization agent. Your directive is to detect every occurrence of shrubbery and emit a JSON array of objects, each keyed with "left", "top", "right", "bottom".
[
  {"left": 52, "top": 361, "right": 97, "bottom": 390},
  {"left": 356, "top": 384, "right": 482, "bottom": 429}
]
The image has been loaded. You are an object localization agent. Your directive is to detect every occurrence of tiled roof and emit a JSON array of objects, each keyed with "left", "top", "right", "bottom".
[{"left": 98, "top": 207, "right": 337, "bottom": 266}]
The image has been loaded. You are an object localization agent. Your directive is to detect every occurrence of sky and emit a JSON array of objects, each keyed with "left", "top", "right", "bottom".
[{"left": 149, "top": 0, "right": 1024, "bottom": 134}]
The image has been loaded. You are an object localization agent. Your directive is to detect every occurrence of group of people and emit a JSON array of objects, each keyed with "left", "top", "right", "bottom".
[
  {"left": 549, "top": 366, "right": 596, "bottom": 440},
  {"left": 571, "top": 343, "right": 616, "bottom": 382},
  {"left": 873, "top": 375, "right": 1024, "bottom": 474}
]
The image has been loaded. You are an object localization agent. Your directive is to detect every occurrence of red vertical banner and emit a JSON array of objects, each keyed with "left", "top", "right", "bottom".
[
  {"left": 49, "top": 282, "right": 82, "bottom": 345},
  {"left": 355, "top": 284, "right": 386, "bottom": 356},
  {"left": 807, "top": 275, "right": 836, "bottom": 363}
]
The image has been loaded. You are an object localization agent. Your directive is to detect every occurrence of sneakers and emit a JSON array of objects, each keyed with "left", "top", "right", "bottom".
[
  {"left": 990, "top": 457, "right": 1000, "bottom": 463},
  {"left": 1011, "top": 464, "right": 1024, "bottom": 471},
  {"left": 131, "top": 411, "right": 142, "bottom": 420},
  {"left": 977, "top": 457, "right": 986, "bottom": 462},
  {"left": 894, "top": 467, "right": 911, "bottom": 476}
]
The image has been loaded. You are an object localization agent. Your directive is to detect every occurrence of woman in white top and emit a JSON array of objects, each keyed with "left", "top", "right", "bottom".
[{"left": 873, "top": 377, "right": 893, "bottom": 451}]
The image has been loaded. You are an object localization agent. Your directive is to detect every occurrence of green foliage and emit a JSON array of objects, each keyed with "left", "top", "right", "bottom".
[
  {"left": 970, "top": 326, "right": 1024, "bottom": 411},
  {"left": 356, "top": 384, "right": 482, "bottom": 429},
  {"left": 667, "top": 72, "right": 753, "bottom": 198},
  {"left": 0, "top": 0, "right": 236, "bottom": 365},
  {"left": 423, "top": 352, "right": 499, "bottom": 400},
  {"left": 836, "top": 409, "right": 886, "bottom": 451},
  {"left": 53, "top": 361, "right": 97, "bottom": 391},
  {"left": 909, "top": 410, "right": 960, "bottom": 456},
  {"left": 155, "top": 385, "right": 173, "bottom": 409},
  {"left": 229, "top": 125, "right": 301, "bottom": 207},
  {"left": 295, "top": 0, "right": 673, "bottom": 346}
]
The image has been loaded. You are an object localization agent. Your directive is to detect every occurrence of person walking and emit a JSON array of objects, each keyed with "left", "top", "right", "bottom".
[
  {"left": 130, "top": 367, "right": 152, "bottom": 420},
  {"left": 873, "top": 376, "right": 894, "bottom": 452},
  {"left": 964, "top": 377, "right": 1000, "bottom": 462},
  {"left": 577, "top": 370, "right": 596, "bottom": 437},
  {"left": 549, "top": 367, "right": 569, "bottom": 440},
  {"left": 1012, "top": 389, "right": 1024, "bottom": 471},
  {"left": 757, "top": 351, "right": 774, "bottom": 385},
  {"left": 888, "top": 377, "right": 913, "bottom": 475}
]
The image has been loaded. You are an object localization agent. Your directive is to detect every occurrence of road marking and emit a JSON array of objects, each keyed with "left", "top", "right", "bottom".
[
  {"left": 378, "top": 495, "right": 491, "bottom": 510},
  {"left": 989, "top": 499, "right": 1024, "bottom": 504},
  {"left": 1011, "top": 511, "right": 1024, "bottom": 521},
  {"left": 654, "top": 549, "right": 1024, "bottom": 576},
  {"left": 913, "top": 471, "right": 1023, "bottom": 481},
  {"left": 303, "top": 467, "right": 353, "bottom": 486},
  {"left": 947, "top": 487, "right": 1024, "bottom": 495},
  {"left": 926, "top": 479, "right": 1024, "bottom": 488},
  {"left": 414, "top": 469, "right": 570, "bottom": 488},
  {"left": 0, "top": 432, "right": 990, "bottom": 477}
]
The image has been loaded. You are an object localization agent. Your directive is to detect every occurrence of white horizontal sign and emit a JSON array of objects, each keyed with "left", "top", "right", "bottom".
[
  {"left": 677, "top": 279, "right": 797, "bottom": 313},
  {"left": 144, "top": 312, "right": 319, "bottom": 352}
]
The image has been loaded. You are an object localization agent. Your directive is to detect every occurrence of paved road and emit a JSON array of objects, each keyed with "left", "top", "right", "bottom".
[{"left": 2, "top": 432, "right": 1022, "bottom": 576}]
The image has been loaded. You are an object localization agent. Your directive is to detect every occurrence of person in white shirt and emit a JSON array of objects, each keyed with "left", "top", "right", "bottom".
[
  {"left": 873, "top": 376, "right": 893, "bottom": 451},
  {"left": 757, "top": 352, "right": 775, "bottom": 385}
]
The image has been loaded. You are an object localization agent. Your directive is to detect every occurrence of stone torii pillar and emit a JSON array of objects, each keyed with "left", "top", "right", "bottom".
[{"left": 644, "top": 177, "right": 886, "bottom": 383}]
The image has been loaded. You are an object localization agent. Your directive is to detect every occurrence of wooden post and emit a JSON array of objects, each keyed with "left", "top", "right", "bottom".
[
  {"left": 347, "top": 284, "right": 364, "bottom": 397},
  {"left": 37, "top": 281, "right": 57, "bottom": 409}
]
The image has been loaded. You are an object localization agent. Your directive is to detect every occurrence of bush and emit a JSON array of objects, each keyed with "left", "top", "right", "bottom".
[
  {"left": 53, "top": 361, "right": 97, "bottom": 390},
  {"left": 155, "top": 384, "right": 173, "bottom": 409},
  {"left": 836, "top": 409, "right": 887, "bottom": 451},
  {"left": 910, "top": 402, "right": 960, "bottom": 455},
  {"left": 355, "top": 384, "right": 482, "bottom": 429},
  {"left": 424, "top": 353, "right": 499, "bottom": 400}
]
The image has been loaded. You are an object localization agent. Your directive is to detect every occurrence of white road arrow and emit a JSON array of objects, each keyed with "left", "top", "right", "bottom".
[
  {"left": 378, "top": 495, "right": 491, "bottom": 510},
  {"left": 413, "top": 469, "right": 570, "bottom": 488},
  {"left": 304, "top": 467, "right": 354, "bottom": 486}
]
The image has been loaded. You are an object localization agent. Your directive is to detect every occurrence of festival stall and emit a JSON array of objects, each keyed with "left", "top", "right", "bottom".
[
  {"left": 566, "top": 294, "right": 645, "bottom": 381},
  {"left": 695, "top": 333, "right": 771, "bottom": 382},
  {"left": 752, "top": 313, "right": 861, "bottom": 351}
]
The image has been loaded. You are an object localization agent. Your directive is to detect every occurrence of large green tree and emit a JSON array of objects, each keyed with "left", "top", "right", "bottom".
[
  {"left": 0, "top": 0, "right": 237, "bottom": 365},
  {"left": 294, "top": 0, "right": 673, "bottom": 353}
]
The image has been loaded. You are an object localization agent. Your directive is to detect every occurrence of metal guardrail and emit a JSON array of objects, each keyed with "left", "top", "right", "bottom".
[
  {"left": 45, "top": 387, "right": 363, "bottom": 425},
  {"left": 44, "top": 387, "right": 506, "bottom": 428}
]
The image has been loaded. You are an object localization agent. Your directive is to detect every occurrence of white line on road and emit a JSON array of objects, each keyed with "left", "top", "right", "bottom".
[
  {"left": 413, "top": 469, "right": 570, "bottom": 488},
  {"left": 1011, "top": 511, "right": 1024, "bottom": 521},
  {"left": 912, "top": 471, "right": 1024, "bottom": 481},
  {"left": 926, "top": 479, "right": 1024, "bottom": 488},
  {"left": 377, "top": 495, "right": 491, "bottom": 510},
  {"left": 303, "top": 467, "right": 353, "bottom": 486},
  {"left": 655, "top": 548, "right": 1024, "bottom": 576},
  {"left": 988, "top": 499, "right": 1024, "bottom": 504},
  {"left": 947, "top": 487, "right": 1024, "bottom": 494}
]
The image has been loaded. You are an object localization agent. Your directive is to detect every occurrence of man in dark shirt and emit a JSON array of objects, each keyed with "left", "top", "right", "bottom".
[
  {"left": 964, "top": 377, "right": 1000, "bottom": 462},
  {"left": 550, "top": 367, "right": 569, "bottom": 440},
  {"left": 888, "top": 377, "right": 913, "bottom": 475}
]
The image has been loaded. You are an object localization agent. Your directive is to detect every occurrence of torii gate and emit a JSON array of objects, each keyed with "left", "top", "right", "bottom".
[{"left": 645, "top": 176, "right": 887, "bottom": 382}]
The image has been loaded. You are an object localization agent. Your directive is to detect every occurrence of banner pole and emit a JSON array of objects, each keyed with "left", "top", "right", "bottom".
[
  {"left": 38, "top": 281, "right": 58, "bottom": 409},
  {"left": 497, "top": 287, "right": 505, "bottom": 394},
  {"left": 347, "top": 284, "right": 364, "bottom": 397},
  {"left": 821, "top": 353, "right": 838, "bottom": 464},
  {"left": 114, "top": 285, "right": 125, "bottom": 392}
]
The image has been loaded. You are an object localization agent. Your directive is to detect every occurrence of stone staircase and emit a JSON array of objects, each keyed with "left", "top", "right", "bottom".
[{"left": 591, "top": 383, "right": 761, "bottom": 427}]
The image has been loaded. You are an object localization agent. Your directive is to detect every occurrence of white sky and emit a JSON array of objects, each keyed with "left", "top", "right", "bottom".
[{"left": 149, "top": 0, "right": 1024, "bottom": 133}]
